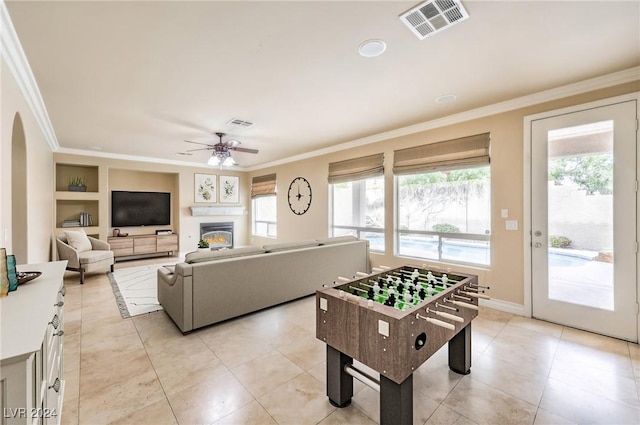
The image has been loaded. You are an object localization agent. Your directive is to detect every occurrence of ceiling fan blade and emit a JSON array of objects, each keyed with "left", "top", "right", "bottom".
[
  {"left": 231, "top": 147, "right": 259, "bottom": 154},
  {"left": 186, "top": 147, "right": 212, "bottom": 152},
  {"left": 184, "top": 140, "right": 213, "bottom": 147}
]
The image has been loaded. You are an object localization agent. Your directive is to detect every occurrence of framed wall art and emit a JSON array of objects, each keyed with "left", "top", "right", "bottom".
[
  {"left": 220, "top": 175, "right": 239, "bottom": 203},
  {"left": 195, "top": 173, "right": 217, "bottom": 203}
]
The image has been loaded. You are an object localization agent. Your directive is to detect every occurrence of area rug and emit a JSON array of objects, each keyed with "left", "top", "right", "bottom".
[{"left": 108, "top": 264, "right": 170, "bottom": 318}]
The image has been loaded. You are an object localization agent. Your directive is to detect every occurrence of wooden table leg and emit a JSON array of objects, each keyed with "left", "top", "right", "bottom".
[
  {"left": 326, "top": 345, "right": 353, "bottom": 407},
  {"left": 448, "top": 322, "right": 472, "bottom": 375},
  {"left": 380, "top": 374, "right": 413, "bottom": 425}
]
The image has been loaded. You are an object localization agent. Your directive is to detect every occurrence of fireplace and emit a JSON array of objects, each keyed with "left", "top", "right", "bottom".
[{"left": 200, "top": 222, "right": 234, "bottom": 249}]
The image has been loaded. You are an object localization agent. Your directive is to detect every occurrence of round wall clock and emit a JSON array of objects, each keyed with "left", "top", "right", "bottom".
[{"left": 287, "top": 176, "right": 312, "bottom": 215}]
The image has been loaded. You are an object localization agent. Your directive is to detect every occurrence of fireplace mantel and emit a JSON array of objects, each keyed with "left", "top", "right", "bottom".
[{"left": 190, "top": 206, "right": 246, "bottom": 216}]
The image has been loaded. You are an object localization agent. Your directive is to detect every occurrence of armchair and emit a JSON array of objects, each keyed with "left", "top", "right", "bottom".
[{"left": 56, "top": 234, "right": 114, "bottom": 284}]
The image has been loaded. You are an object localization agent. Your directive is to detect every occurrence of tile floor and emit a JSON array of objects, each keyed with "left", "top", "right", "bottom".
[{"left": 60, "top": 257, "right": 640, "bottom": 425}]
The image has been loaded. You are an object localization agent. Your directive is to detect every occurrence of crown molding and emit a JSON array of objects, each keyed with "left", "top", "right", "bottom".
[
  {"left": 245, "top": 66, "right": 640, "bottom": 172},
  {"left": 56, "top": 147, "right": 248, "bottom": 171},
  {"left": 1, "top": 1, "right": 59, "bottom": 151}
]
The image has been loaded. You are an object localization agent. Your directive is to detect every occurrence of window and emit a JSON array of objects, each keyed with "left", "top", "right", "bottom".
[
  {"left": 329, "top": 153, "right": 385, "bottom": 252},
  {"left": 331, "top": 176, "right": 385, "bottom": 251},
  {"left": 394, "top": 133, "right": 491, "bottom": 266},
  {"left": 253, "top": 196, "right": 277, "bottom": 237},
  {"left": 251, "top": 174, "right": 277, "bottom": 238}
]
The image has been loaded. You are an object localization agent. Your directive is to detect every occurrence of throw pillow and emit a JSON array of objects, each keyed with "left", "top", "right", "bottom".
[{"left": 64, "top": 229, "right": 92, "bottom": 252}]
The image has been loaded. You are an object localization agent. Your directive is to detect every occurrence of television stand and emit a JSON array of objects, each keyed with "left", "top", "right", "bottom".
[{"left": 108, "top": 234, "right": 178, "bottom": 259}]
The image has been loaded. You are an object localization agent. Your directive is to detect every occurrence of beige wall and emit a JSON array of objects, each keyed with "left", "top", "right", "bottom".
[
  {"left": 54, "top": 153, "right": 250, "bottom": 253},
  {"left": 249, "top": 81, "right": 640, "bottom": 307},
  {"left": 1, "top": 59, "right": 55, "bottom": 263},
  {"left": 108, "top": 168, "right": 179, "bottom": 234}
]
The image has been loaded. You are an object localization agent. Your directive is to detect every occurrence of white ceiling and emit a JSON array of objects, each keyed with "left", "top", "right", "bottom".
[{"left": 5, "top": 1, "right": 640, "bottom": 169}]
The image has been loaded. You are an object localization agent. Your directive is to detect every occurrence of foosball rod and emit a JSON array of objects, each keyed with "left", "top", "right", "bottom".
[
  {"left": 435, "top": 302, "right": 459, "bottom": 312},
  {"left": 358, "top": 279, "right": 438, "bottom": 302},
  {"left": 344, "top": 364, "right": 380, "bottom": 393},
  {"left": 381, "top": 270, "right": 450, "bottom": 288},
  {"left": 348, "top": 286, "right": 368, "bottom": 295},
  {"left": 397, "top": 268, "right": 451, "bottom": 280},
  {"left": 452, "top": 294, "right": 473, "bottom": 302},
  {"left": 425, "top": 307, "right": 464, "bottom": 323},
  {"left": 461, "top": 286, "right": 487, "bottom": 294},
  {"left": 395, "top": 269, "right": 458, "bottom": 286},
  {"left": 459, "top": 289, "right": 491, "bottom": 300},
  {"left": 356, "top": 267, "right": 447, "bottom": 289},
  {"left": 444, "top": 297, "right": 479, "bottom": 311},
  {"left": 356, "top": 281, "right": 393, "bottom": 295},
  {"left": 415, "top": 313, "right": 455, "bottom": 330}
]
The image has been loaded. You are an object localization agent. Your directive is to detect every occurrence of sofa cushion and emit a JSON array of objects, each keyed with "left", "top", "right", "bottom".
[
  {"left": 316, "top": 235, "right": 359, "bottom": 245},
  {"left": 185, "top": 246, "right": 265, "bottom": 264},
  {"left": 262, "top": 240, "right": 319, "bottom": 253},
  {"left": 78, "top": 249, "right": 113, "bottom": 265},
  {"left": 64, "top": 229, "right": 92, "bottom": 253}
]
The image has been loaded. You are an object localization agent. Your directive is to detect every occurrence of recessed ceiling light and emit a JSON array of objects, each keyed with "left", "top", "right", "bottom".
[
  {"left": 435, "top": 94, "right": 457, "bottom": 104},
  {"left": 358, "top": 39, "right": 386, "bottom": 58}
]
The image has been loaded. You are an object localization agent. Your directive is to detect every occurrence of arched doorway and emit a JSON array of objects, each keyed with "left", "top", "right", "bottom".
[{"left": 11, "top": 113, "right": 28, "bottom": 262}]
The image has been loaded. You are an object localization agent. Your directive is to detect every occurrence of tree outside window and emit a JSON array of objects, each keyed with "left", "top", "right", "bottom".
[{"left": 397, "top": 166, "right": 491, "bottom": 266}]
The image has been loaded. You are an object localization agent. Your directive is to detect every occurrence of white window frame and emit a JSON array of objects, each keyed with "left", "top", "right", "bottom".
[
  {"left": 330, "top": 177, "right": 385, "bottom": 253},
  {"left": 394, "top": 167, "right": 491, "bottom": 267},
  {"left": 252, "top": 195, "right": 277, "bottom": 238}
]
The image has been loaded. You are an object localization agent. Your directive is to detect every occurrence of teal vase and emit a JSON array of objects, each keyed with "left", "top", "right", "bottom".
[{"left": 7, "top": 255, "right": 18, "bottom": 292}]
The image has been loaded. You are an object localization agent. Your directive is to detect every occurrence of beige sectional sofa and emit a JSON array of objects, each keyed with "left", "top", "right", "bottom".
[{"left": 157, "top": 236, "right": 370, "bottom": 332}]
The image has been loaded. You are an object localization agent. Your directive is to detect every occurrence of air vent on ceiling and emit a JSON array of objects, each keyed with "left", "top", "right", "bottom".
[
  {"left": 226, "top": 118, "right": 255, "bottom": 128},
  {"left": 400, "top": 0, "right": 469, "bottom": 40}
]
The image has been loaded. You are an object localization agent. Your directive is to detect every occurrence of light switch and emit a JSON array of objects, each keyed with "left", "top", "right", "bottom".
[
  {"left": 506, "top": 220, "right": 518, "bottom": 230},
  {"left": 501, "top": 209, "right": 509, "bottom": 218}
]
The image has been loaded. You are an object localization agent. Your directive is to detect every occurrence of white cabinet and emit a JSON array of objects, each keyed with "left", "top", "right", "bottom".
[{"left": 0, "top": 262, "right": 66, "bottom": 425}]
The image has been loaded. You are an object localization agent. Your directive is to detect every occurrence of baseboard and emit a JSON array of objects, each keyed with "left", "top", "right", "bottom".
[{"left": 479, "top": 298, "right": 527, "bottom": 316}]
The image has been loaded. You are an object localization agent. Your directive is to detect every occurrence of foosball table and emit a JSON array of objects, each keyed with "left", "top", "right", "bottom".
[{"left": 315, "top": 265, "right": 489, "bottom": 425}]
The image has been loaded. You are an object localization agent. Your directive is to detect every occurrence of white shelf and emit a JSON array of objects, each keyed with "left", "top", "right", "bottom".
[
  {"left": 55, "top": 191, "right": 100, "bottom": 201},
  {"left": 190, "top": 206, "right": 246, "bottom": 216}
]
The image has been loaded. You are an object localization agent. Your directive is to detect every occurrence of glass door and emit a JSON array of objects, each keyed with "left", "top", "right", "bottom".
[{"left": 531, "top": 100, "right": 638, "bottom": 341}]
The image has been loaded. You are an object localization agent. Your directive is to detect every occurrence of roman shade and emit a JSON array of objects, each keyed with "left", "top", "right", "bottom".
[
  {"left": 251, "top": 173, "right": 276, "bottom": 198},
  {"left": 328, "top": 153, "right": 384, "bottom": 184},
  {"left": 393, "top": 133, "right": 490, "bottom": 175}
]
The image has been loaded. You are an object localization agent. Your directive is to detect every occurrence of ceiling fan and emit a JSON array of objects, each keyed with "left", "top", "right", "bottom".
[{"left": 185, "top": 132, "right": 258, "bottom": 167}]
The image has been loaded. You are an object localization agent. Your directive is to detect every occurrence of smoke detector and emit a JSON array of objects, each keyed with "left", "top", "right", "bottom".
[{"left": 400, "top": 0, "right": 469, "bottom": 40}]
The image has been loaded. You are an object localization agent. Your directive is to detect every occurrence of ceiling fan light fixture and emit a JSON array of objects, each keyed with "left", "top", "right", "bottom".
[
  {"left": 208, "top": 154, "right": 220, "bottom": 166},
  {"left": 187, "top": 131, "right": 256, "bottom": 168}
]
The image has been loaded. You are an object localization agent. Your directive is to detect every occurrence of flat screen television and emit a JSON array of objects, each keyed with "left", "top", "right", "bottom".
[{"left": 111, "top": 191, "right": 171, "bottom": 227}]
